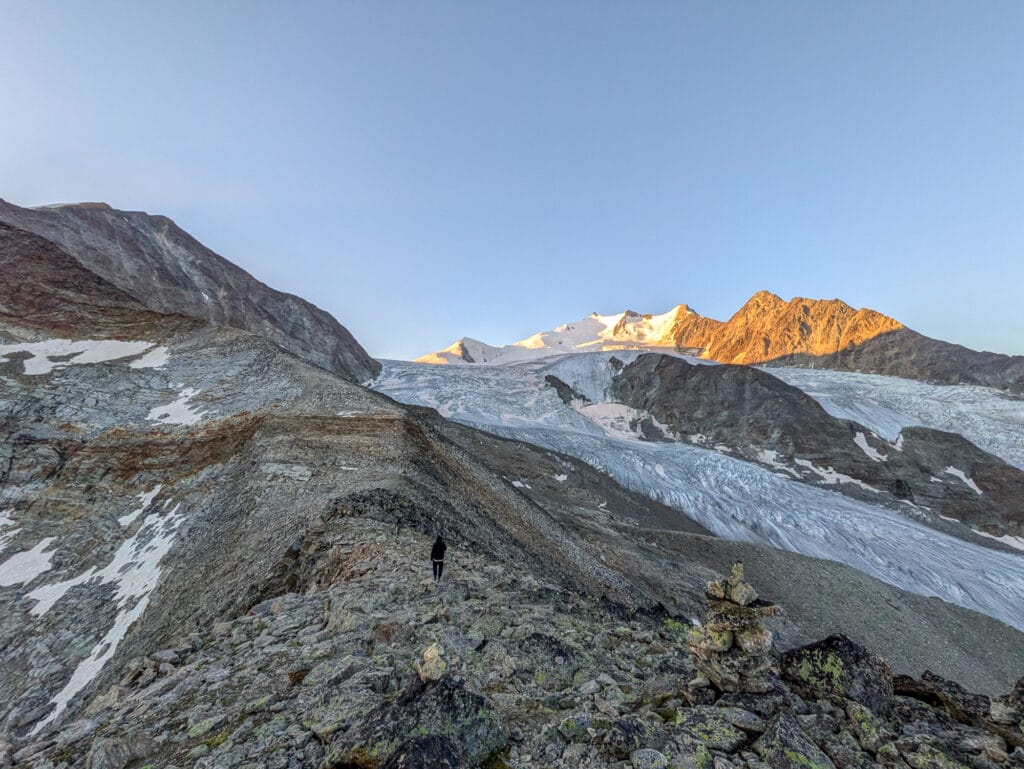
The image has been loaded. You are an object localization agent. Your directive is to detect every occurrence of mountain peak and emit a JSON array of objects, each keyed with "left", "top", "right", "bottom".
[{"left": 417, "top": 293, "right": 912, "bottom": 369}]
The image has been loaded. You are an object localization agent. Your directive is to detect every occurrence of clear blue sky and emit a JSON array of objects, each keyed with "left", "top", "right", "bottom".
[{"left": 2, "top": 2, "right": 1022, "bottom": 359}]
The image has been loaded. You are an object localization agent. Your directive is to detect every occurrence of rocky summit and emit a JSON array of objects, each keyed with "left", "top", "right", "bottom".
[
  {"left": 1, "top": 204, "right": 1023, "bottom": 769},
  {"left": 418, "top": 291, "right": 1024, "bottom": 393}
]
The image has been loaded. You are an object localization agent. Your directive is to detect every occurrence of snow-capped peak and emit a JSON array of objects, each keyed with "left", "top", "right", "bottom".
[{"left": 415, "top": 305, "right": 692, "bottom": 365}]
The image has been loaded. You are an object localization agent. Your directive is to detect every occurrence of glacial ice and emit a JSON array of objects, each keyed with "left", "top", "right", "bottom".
[{"left": 374, "top": 354, "right": 1024, "bottom": 633}]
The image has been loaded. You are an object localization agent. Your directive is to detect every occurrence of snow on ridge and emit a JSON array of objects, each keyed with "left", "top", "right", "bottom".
[
  {"left": 973, "top": 530, "right": 1024, "bottom": 553},
  {"left": 118, "top": 484, "right": 164, "bottom": 527},
  {"left": 794, "top": 458, "right": 881, "bottom": 493},
  {"left": 147, "top": 386, "right": 208, "bottom": 426},
  {"left": 769, "top": 367, "right": 1024, "bottom": 471},
  {"left": 0, "top": 509, "right": 17, "bottom": 553},
  {"left": 0, "top": 339, "right": 158, "bottom": 376},
  {"left": 0, "top": 537, "right": 57, "bottom": 586},
  {"left": 944, "top": 466, "right": 983, "bottom": 495},
  {"left": 853, "top": 432, "right": 887, "bottom": 462},
  {"left": 128, "top": 346, "right": 170, "bottom": 370},
  {"left": 29, "top": 500, "right": 187, "bottom": 734}
]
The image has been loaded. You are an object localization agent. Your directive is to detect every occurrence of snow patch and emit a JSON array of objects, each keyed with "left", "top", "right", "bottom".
[
  {"left": 29, "top": 502, "right": 187, "bottom": 733},
  {"left": 755, "top": 449, "right": 800, "bottom": 478},
  {"left": 854, "top": 432, "right": 887, "bottom": 462},
  {"left": 944, "top": 466, "right": 983, "bottom": 495},
  {"left": 794, "top": 458, "right": 881, "bottom": 493},
  {"left": 0, "top": 339, "right": 157, "bottom": 376},
  {"left": 973, "top": 530, "right": 1024, "bottom": 552},
  {"left": 553, "top": 474, "right": 568, "bottom": 482},
  {"left": 0, "top": 537, "right": 57, "bottom": 586},
  {"left": 128, "top": 346, "right": 170, "bottom": 370},
  {"left": 511, "top": 480, "right": 531, "bottom": 489},
  {"left": 0, "top": 509, "right": 17, "bottom": 553},
  {"left": 147, "top": 386, "right": 207, "bottom": 426},
  {"left": 577, "top": 402, "right": 648, "bottom": 440},
  {"left": 118, "top": 485, "right": 163, "bottom": 527}
]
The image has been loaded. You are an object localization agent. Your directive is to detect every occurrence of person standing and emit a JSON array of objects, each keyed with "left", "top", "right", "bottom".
[{"left": 431, "top": 535, "right": 447, "bottom": 581}]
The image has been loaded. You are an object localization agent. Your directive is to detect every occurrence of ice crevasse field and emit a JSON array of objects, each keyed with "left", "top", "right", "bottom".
[{"left": 372, "top": 351, "right": 1024, "bottom": 632}]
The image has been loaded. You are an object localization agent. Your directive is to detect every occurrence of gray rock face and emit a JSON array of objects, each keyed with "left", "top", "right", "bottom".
[
  {"left": 610, "top": 353, "right": 1024, "bottom": 539},
  {"left": 0, "top": 199, "right": 379, "bottom": 382}
]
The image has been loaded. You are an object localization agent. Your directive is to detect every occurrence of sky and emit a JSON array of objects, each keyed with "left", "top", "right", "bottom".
[{"left": 2, "top": 2, "right": 1022, "bottom": 360}]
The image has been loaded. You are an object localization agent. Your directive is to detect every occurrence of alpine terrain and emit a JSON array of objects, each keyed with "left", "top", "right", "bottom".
[{"left": 0, "top": 198, "right": 1022, "bottom": 769}]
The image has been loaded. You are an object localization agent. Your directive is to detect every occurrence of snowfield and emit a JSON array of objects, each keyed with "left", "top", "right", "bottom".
[
  {"left": 374, "top": 354, "right": 1024, "bottom": 633},
  {"left": 766, "top": 367, "right": 1024, "bottom": 470}
]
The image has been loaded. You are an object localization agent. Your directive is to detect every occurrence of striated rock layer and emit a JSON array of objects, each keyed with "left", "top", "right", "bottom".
[{"left": 0, "top": 199, "right": 379, "bottom": 383}]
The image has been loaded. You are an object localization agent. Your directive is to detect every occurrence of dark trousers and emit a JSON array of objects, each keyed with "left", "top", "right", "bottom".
[{"left": 432, "top": 560, "right": 444, "bottom": 580}]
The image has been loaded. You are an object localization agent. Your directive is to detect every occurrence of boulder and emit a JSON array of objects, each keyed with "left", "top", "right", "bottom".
[
  {"left": 780, "top": 634, "right": 894, "bottom": 714},
  {"left": 753, "top": 710, "right": 837, "bottom": 769},
  {"left": 415, "top": 643, "right": 447, "bottom": 683},
  {"left": 893, "top": 671, "right": 990, "bottom": 725},
  {"left": 991, "top": 677, "right": 1024, "bottom": 725},
  {"left": 85, "top": 734, "right": 156, "bottom": 769},
  {"left": 326, "top": 677, "right": 507, "bottom": 768},
  {"left": 378, "top": 736, "right": 462, "bottom": 769}
]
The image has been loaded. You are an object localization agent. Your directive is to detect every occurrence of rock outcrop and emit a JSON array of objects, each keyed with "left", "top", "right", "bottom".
[
  {"left": 609, "top": 352, "right": 1024, "bottom": 540},
  {"left": 0, "top": 199, "right": 379, "bottom": 382},
  {"left": 8, "top": 557, "right": 1023, "bottom": 769}
]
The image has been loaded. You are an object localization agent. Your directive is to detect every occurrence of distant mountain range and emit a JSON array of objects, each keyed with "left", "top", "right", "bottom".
[{"left": 419, "top": 291, "right": 1024, "bottom": 393}]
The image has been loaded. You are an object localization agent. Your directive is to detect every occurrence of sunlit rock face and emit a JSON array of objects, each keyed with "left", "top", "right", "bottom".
[{"left": 417, "top": 290, "right": 1024, "bottom": 392}]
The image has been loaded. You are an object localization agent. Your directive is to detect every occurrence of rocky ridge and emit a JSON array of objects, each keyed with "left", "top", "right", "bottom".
[
  {"left": 5, "top": 549, "right": 1023, "bottom": 769},
  {"left": 0, "top": 200, "right": 378, "bottom": 383}
]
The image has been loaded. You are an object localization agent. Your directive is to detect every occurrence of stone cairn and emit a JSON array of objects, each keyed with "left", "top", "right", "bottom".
[{"left": 687, "top": 562, "right": 779, "bottom": 693}]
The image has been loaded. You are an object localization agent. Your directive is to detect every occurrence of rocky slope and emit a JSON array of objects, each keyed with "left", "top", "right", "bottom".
[
  {"left": 3, "top": 212, "right": 1024, "bottom": 765},
  {"left": 604, "top": 353, "right": 1024, "bottom": 540},
  {"left": 418, "top": 291, "right": 1024, "bottom": 392},
  {"left": 0, "top": 200, "right": 378, "bottom": 383},
  {"left": 6, "top": 546, "right": 1024, "bottom": 769}
]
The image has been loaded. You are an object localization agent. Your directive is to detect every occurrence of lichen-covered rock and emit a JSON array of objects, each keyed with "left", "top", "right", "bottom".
[
  {"left": 326, "top": 677, "right": 507, "bottom": 768},
  {"left": 602, "top": 715, "right": 665, "bottom": 759},
  {"left": 780, "top": 635, "right": 894, "bottom": 714},
  {"left": 631, "top": 748, "right": 669, "bottom": 769},
  {"left": 845, "top": 700, "right": 885, "bottom": 752},
  {"left": 753, "top": 710, "right": 837, "bottom": 769},
  {"left": 895, "top": 737, "right": 971, "bottom": 769},
  {"left": 377, "top": 736, "right": 462, "bottom": 769},
  {"left": 85, "top": 733, "right": 155, "bottom": 769},
  {"left": 674, "top": 706, "right": 749, "bottom": 752}
]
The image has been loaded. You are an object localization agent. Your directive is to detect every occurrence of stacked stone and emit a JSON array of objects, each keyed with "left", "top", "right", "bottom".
[{"left": 687, "top": 562, "right": 780, "bottom": 693}]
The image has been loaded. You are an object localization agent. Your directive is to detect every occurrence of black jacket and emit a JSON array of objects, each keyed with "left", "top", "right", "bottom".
[{"left": 431, "top": 538, "right": 447, "bottom": 561}]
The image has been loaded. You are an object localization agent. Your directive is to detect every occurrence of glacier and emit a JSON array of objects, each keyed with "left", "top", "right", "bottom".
[{"left": 373, "top": 353, "right": 1024, "bottom": 632}]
